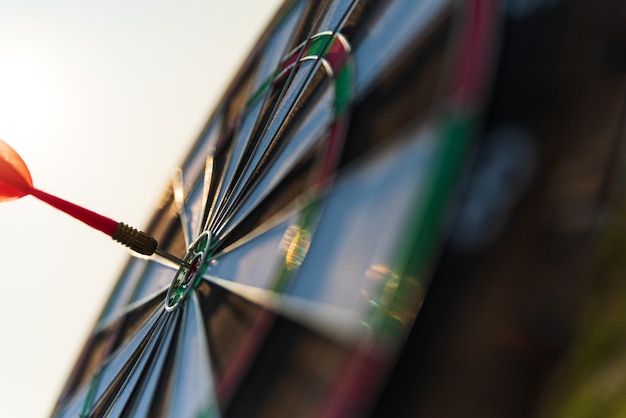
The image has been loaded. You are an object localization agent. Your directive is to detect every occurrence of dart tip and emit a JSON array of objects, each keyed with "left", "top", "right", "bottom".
[{"left": 154, "top": 248, "right": 192, "bottom": 268}]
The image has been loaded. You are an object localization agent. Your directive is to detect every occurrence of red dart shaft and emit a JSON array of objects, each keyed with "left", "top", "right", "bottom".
[
  {"left": 29, "top": 187, "right": 160, "bottom": 256},
  {"left": 29, "top": 187, "right": 119, "bottom": 236}
]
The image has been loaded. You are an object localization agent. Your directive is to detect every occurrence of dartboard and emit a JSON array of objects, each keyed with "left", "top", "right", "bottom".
[{"left": 51, "top": 0, "right": 497, "bottom": 416}]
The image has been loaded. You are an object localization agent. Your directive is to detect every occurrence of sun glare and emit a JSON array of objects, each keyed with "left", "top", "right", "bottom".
[{"left": 0, "top": 50, "right": 57, "bottom": 152}]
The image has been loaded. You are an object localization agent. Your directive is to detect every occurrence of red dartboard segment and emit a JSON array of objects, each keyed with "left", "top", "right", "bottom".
[
  {"left": 448, "top": 0, "right": 498, "bottom": 108},
  {"left": 315, "top": 34, "right": 351, "bottom": 71},
  {"left": 266, "top": 33, "right": 352, "bottom": 90}
]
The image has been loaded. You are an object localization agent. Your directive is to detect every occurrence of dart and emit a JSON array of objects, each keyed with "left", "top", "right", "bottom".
[{"left": 0, "top": 139, "right": 186, "bottom": 266}]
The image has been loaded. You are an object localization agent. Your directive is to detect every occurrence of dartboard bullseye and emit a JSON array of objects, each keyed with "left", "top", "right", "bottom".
[{"left": 165, "top": 231, "right": 213, "bottom": 311}]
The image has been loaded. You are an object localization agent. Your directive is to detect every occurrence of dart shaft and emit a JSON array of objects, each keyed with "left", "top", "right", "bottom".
[
  {"left": 29, "top": 187, "right": 119, "bottom": 236},
  {"left": 29, "top": 187, "right": 190, "bottom": 266},
  {"left": 155, "top": 248, "right": 190, "bottom": 267}
]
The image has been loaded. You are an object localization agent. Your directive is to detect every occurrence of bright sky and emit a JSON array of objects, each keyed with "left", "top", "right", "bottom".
[{"left": 0, "top": 0, "right": 282, "bottom": 416}]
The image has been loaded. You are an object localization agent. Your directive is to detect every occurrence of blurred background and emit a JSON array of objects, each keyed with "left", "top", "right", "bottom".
[{"left": 0, "top": 0, "right": 282, "bottom": 416}]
